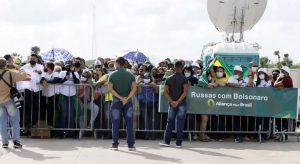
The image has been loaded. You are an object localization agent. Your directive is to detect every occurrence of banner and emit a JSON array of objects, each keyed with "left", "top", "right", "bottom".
[{"left": 159, "top": 86, "right": 299, "bottom": 119}]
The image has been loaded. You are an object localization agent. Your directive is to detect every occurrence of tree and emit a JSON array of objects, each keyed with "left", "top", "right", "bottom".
[
  {"left": 274, "top": 50, "right": 280, "bottom": 62},
  {"left": 281, "top": 53, "right": 293, "bottom": 67},
  {"left": 260, "top": 57, "right": 270, "bottom": 68},
  {"left": 273, "top": 50, "right": 282, "bottom": 68},
  {"left": 31, "top": 46, "right": 41, "bottom": 55}
]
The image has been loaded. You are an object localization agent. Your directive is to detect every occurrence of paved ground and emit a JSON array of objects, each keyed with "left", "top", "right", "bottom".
[{"left": 1, "top": 137, "right": 300, "bottom": 164}]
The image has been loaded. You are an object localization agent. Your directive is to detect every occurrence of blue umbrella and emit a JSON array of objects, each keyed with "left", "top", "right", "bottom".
[
  {"left": 123, "top": 51, "right": 149, "bottom": 64},
  {"left": 40, "top": 48, "right": 74, "bottom": 63}
]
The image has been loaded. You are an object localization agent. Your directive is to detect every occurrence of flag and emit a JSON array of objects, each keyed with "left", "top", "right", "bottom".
[{"left": 197, "top": 57, "right": 232, "bottom": 87}]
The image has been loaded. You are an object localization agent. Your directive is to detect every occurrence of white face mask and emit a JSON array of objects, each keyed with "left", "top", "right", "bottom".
[
  {"left": 184, "top": 73, "right": 191, "bottom": 77},
  {"left": 259, "top": 74, "right": 265, "bottom": 80},
  {"left": 234, "top": 74, "right": 239, "bottom": 80},
  {"left": 216, "top": 72, "right": 224, "bottom": 78},
  {"left": 143, "top": 79, "right": 151, "bottom": 84},
  {"left": 251, "top": 67, "right": 258, "bottom": 73},
  {"left": 208, "top": 75, "right": 212, "bottom": 81},
  {"left": 81, "top": 77, "right": 87, "bottom": 82}
]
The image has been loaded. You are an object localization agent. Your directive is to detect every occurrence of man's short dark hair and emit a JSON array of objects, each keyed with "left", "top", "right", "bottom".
[
  {"left": 30, "top": 54, "right": 38, "bottom": 58},
  {"left": 46, "top": 62, "right": 55, "bottom": 71},
  {"left": 4, "top": 54, "right": 12, "bottom": 61},
  {"left": 116, "top": 57, "right": 126, "bottom": 67},
  {"left": 174, "top": 61, "right": 183, "bottom": 68}
]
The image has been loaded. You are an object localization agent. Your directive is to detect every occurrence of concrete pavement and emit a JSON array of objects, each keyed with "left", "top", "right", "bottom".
[{"left": 1, "top": 137, "right": 300, "bottom": 164}]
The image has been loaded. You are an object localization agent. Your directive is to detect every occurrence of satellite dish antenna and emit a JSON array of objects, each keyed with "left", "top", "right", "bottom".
[{"left": 207, "top": 0, "right": 268, "bottom": 42}]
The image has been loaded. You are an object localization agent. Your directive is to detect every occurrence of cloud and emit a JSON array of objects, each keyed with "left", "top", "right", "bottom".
[{"left": 0, "top": 0, "right": 299, "bottom": 64}]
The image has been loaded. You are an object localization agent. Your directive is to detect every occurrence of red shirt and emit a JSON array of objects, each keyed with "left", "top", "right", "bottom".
[{"left": 280, "top": 76, "right": 293, "bottom": 88}]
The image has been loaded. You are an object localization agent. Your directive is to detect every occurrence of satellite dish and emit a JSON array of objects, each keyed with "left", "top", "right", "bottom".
[{"left": 207, "top": 0, "right": 268, "bottom": 34}]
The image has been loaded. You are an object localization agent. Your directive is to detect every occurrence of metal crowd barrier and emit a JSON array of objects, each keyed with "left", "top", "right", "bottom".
[
  {"left": 11, "top": 83, "right": 299, "bottom": 142},
  {"left": 17, "top": 83, "right": 95, "bottom": 139}
]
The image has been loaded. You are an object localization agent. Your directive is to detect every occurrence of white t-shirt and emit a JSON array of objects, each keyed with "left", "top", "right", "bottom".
[
  {"left": 59, "top": 71, "right": 80, "bottom": 96},
  {"left": 18, "top": 63, "right": 44, "bottom": 92},
  {"left": 42, "top": 72, "right": 60, "bottom": 97},
  {"left": 256, "top": 80, "right": 271, "bottom": 88},
  {"left": 228, "top": 76, "right": 249, "bottom": 87}
]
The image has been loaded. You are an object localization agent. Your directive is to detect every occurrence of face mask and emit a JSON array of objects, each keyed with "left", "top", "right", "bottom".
[
  {"left": 44, "top": 68, "right": 48, "bottom": 73},
  {"left": 65, "top": 67, "right": 71, "bottom": 72},
  {"left": 184, "top": 73, "right": 191, "bottom": 77},
  {"left": 208, "top": 75, "right": 212, "bottom": 81},
  {"left": 234, "top": 74, "right": 239, "bottom": 80},
  {"left": 272, "top": 73, "right": 279, "bottom": 80},
  {"left": 143, "top": 79, "right": 151, "bottom": 84},
  {"left": 108, "top": 68, "right": 115, "bottom": 72},
  {"left": 81, "top": 77, "right": 87, "bottom": 82},
  {"left": 259, "top": 74, "right": 265, "bottom": 80},
  {"left": 216, "top": 72, "right": 224, "bottom": 78},
  {"left": 251, "top": 67, "right": 258, "bottom": 72},
  {"left": 30, "top": 60, "right": 36, "bottom": 66},
  {"left": 74, "top": 62, "right": 81, "bottom": 68}
]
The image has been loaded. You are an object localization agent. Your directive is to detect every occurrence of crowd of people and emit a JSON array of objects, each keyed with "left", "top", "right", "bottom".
[{"left": 0, "top": 50, "right": 295, "bottom": 150}]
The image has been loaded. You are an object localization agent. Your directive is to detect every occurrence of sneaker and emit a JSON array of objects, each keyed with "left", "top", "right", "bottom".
[
  {"left": 159, "top": 142, "right": 170, "bottom": 147},
  {"left": 13, "top": 141, "right": 22, "bottom": 149},
  {"left": 2, "top": 144, "right": 8, "bottom": 149},
  {"left": 234, "top": 137, "right": 243, "bottom": 143},
  {"left": 110, "top": 144, "right": 118, "bottom": 151},
  {"left": 128, "top": 146, "right": 136, "bottom": 151},
  {"left": 175, "top": 144, "right": 182, "bottom": 148}
]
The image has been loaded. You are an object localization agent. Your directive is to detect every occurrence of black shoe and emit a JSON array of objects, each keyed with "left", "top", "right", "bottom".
[
  {"left": 234, "top": 137, "right": 243, "bottom": 143},
  {"left": 110, "top": 144, "right": 118, "bottom": 151},
  {"left": 2, "top": 144, "right": 8, "bottom": 149},
  {"left": 13, "top": 141, "right": 23, "bottom": 149}
]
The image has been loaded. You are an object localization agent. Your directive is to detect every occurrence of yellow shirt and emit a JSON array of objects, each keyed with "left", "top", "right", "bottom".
[
  {"left": 212, "top": 73, "right": 228, "bottom": 85},
  {"left": 98, "top": 74, "right": 113, "bottom": 102},
  {"left": 0, "top": 70, "right": 27, "bottom": 104}
]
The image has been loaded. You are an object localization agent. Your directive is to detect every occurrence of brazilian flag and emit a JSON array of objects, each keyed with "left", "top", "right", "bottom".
[{"left": 197, "top": 56, "right": 251, "bottom": 87}]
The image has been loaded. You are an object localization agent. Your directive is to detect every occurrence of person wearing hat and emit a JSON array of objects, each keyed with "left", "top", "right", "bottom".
[
  {"left": 209, "top": 66, "right": 228, "bottom": 88},
  {"left": 274, "top": 66, "right": 293, "bottom": 88},
  {"left": 227, "top": 65, "right": 253, "bottom": 88},
  {"left": 271, "top": 68, "right": 280, "bottom": 86},
  {"left": 254, "top": 68, "right": 271, "bottom": 141},
  {"left": 255, "top": 68, "right": 271, "bottom": 87},
  {"left": 227, "top": 65, "right": 254, "bottom": 143},
  {"left": 274, "top": 66, "right": 293, "bottom": 141},
  {"left": 57, "top": 60, "right": 80, "bottom": 138}
]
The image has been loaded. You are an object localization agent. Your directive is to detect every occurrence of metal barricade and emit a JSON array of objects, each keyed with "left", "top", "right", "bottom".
[
  {"left": 17, "top": 83, "right": 95, "bottom": 139},
  {"left": 92, "top": 85, "right": 272, "bottom": 143},
  {"left": 14, "top": 83, "right": 297, "bottom": 143}
]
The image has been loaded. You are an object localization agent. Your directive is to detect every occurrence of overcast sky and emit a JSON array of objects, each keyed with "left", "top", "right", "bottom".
[{"left": 0, "top": 0, "right": 299, "bottom": 64}]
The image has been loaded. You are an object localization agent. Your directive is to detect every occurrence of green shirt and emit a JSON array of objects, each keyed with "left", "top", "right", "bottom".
[{"left": 108, "top": 68, "right": 135, "bottom": 99}]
